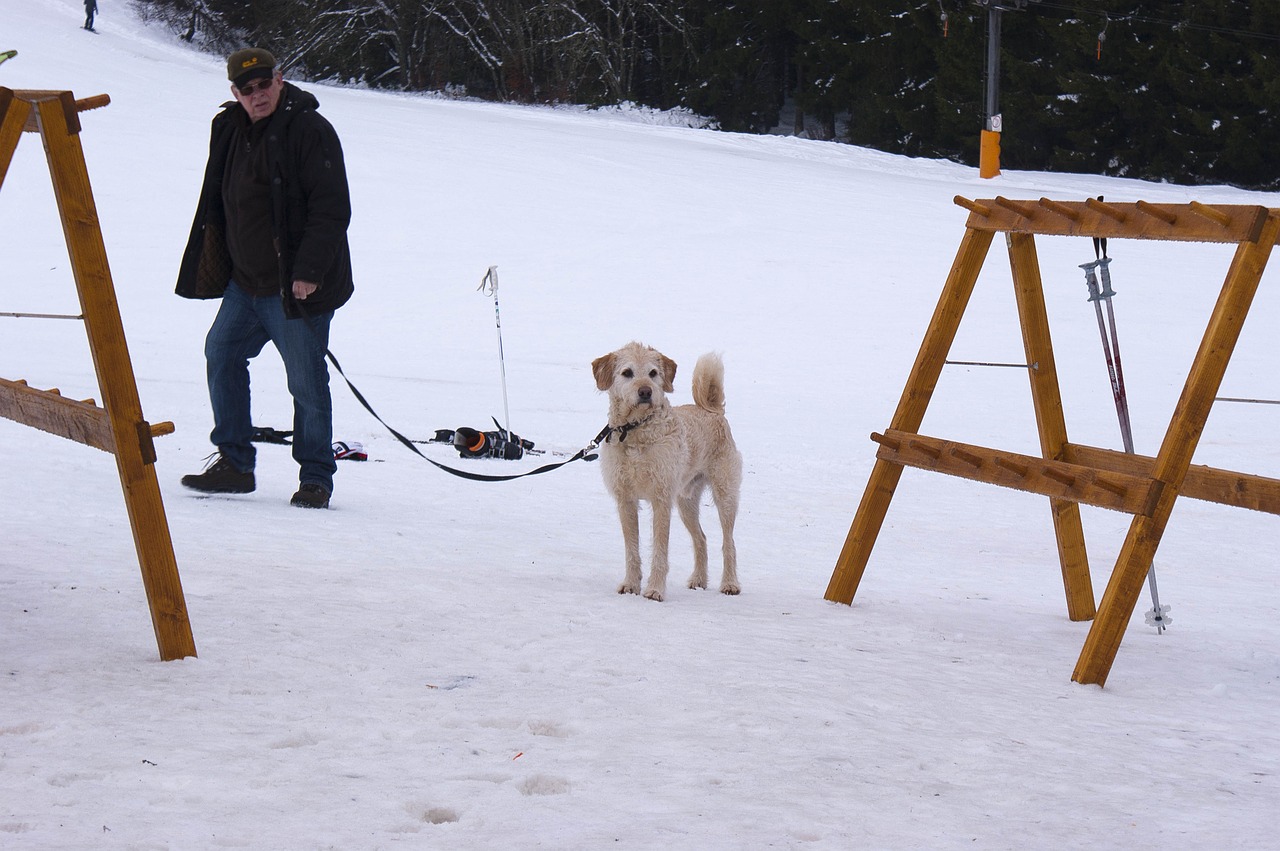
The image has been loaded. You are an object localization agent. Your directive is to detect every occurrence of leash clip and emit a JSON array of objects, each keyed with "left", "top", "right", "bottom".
[{"left": 583, "top": 424, "right": 612, "bottom": 460}]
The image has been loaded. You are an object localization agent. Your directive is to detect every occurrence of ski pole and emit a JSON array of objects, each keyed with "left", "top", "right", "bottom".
[
  {"left": 1080, "top": 245, "right": 1169, "bottom": 632},
  {"left": 478, "top": 266, "right": 512, "bottom": 441},
  {"left": 1081, "top": 260, "right": 1128, "bottom": 443},
  {"left": 1100, "top": 258, "right": 1167, "bottom": 629},
  {"left": 1095, "top": 247, "right": 1135, "bottom": 452}
]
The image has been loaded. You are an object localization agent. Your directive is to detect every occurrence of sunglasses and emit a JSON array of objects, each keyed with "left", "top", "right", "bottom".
[{"left": 236, "top": 76, "right": 276, "bottom": 96}]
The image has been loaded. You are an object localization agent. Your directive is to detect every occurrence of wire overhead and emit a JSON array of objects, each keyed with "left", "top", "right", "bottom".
[{"left": 1028, "top": 1, "right": 1280, "bottom": 44}]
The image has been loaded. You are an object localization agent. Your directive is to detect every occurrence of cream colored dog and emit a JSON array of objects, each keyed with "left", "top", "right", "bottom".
[{"left": 591, "top": 342, "right": 742, "bottom": 601}]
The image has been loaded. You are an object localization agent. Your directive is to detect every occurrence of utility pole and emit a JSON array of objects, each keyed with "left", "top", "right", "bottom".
[{"left": 976, "top": 0, "right": 1035, "bottom": 178}]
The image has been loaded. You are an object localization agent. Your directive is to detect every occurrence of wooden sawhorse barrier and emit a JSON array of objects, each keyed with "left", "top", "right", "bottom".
[
  {"left": 825, "top": 195, "right": 1279, "bottom": 687},
  {"left": 0, "top": 87, "right": 196, "bottom": 660}
]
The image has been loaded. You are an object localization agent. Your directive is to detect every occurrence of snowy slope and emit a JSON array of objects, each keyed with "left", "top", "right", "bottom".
[{"left": 2, "top": 0, "right": 1278, "bottom": 847}]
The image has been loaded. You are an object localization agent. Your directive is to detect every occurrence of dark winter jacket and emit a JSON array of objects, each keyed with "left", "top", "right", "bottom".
[{"left": 176, "top": 82, "right": 353, "bottom": 316}]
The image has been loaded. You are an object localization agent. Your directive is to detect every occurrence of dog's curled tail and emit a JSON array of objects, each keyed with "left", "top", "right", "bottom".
[{"left": 691, "top": 352, "right": 727, "bottom": 414}]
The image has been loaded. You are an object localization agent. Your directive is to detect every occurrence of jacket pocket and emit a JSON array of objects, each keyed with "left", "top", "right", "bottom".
[{"left": 194, "top": 221, "right": 232, "bottom": 298}]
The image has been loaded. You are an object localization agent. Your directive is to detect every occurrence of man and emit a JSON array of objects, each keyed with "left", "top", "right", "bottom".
[
  {"left": 84, "top": 0, "right": 98, "bottom": 31},
  {"left": 176, "top": 48, "right": 354, "bottom": 509}
]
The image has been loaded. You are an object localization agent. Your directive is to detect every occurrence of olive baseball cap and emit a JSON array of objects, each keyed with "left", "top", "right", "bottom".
[{"left": 227, "top": 47, "right": 276, "bottom": 88}]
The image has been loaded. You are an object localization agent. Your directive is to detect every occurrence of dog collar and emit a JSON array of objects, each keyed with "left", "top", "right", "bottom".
[{"left": 606, "top": 413, "right": 655, "bottom": 443}]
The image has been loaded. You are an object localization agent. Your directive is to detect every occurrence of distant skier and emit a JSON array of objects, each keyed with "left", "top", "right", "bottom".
[{"left": 83, "top": 0, "right": 98, "bottom": 31}]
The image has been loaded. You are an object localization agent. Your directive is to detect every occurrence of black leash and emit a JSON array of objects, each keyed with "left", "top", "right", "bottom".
[{"left": 317, "top": 342, "right": 601, "bottom": 481}]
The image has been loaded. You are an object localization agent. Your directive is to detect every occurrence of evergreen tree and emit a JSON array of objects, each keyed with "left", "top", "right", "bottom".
[
  {"left": 1180, "top": 0, "right": 1280, "bottom": 187},
  {"left": 838, "top": 2, "right": 950, "bottom": 155},
  {"left": 931, "top": 3, "right": 986, "bottom": 165},
  {"left": 128, "top": 0, "right": 1280, "bottom": 188},
  {"left": 683, "top": 1, "right": 789, "bottom": 132},
  {"left": 1049, "top": 0, "right": 1280, "bottom": 188}
]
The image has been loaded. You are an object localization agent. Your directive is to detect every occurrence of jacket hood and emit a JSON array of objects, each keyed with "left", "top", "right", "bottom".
[{"left": 279, "top": 82, "right": 320, "bottom": 115}]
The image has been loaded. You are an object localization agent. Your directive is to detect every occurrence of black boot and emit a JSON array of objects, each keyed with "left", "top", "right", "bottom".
[
  {"left": 290, "top": 483, "right": 331, "bottom": 509},
  {"left": 181, "top": 454, "right": 255, "bottom": 494}
]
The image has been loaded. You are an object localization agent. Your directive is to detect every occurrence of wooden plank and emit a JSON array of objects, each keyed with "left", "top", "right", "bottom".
[
  {"left": 1074, "top": 211, "right": 1280, "bottom": 686},
  {"left": 6, "top": 89, "right": 110, "bottom": 133},
  {"left": 874, "top": 430, "right": 1159, "bottom": 516},
  {"left": 957, "top": 197, "right": 1271, "bottom": 244},
  {"left": 36, "top": 96, "right": 196, "bottom": 661},
  {"left": 0, "top": 88, "right": 30, "bottom": 187},
  {"left": 825, "top": 226, "right": 995, "bottom": 605},
  {"left": 0, "top": 377, "right": 115, "bottom": 452},
  {"left": 1063, "top": 443, "right": 1280, "bottom": 516},
  {"left": 1007, "top": 231, "right": 1096, "bottom": 621}
]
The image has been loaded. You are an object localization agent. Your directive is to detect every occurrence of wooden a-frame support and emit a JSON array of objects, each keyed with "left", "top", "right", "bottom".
[
  {"left": 0, "top": 87, "right": 196, "bottom": 661},
  {"left": 824, "top": 194, "right": 1279, "bottom": 687}
]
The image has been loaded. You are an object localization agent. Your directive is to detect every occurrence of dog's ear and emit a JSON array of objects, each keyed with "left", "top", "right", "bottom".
[
  {"left": 658, "top": 354, "right": 677, "bottom": 393},
  {"left": 591, "top": 353, "right": 616, "bottom": 391}
]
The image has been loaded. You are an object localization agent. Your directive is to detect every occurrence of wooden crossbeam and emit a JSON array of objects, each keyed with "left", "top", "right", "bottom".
[
  {"left": 0, "top": 376, "right": 115, "bottom": 452},
  {"left": 872, "top": 430, "right": 1280, "bottom": 517},
  {"left": 1063, "top": 443, "right": 1280, "bottom": 516},
  {"left": 0, "top": 377, "right": 175, "bottom": 459},
  {"left": 956, "top": 196, "right": 1269, "bottom": 244},
  {"left": 873, "top": 430, "right": 1162, "bottom": 516},
  {"left": 5, "top": 89, "right": 111, "bottom": 134}
]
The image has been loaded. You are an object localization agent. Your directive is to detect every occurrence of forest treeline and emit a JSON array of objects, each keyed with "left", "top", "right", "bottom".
[{"left": 132, "top": 1, "right": 1280, "bottom": 189}]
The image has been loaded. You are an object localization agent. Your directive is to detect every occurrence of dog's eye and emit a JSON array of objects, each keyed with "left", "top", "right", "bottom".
[
  {"left": 621, "top": 368, "right": 633, "bottom": 378},
  {"left": 648, "top": 369, "right": 659, "bottom": 379}
]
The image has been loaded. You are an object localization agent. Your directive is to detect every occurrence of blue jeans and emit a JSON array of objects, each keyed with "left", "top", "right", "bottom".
[{"left": 205, "top": 281, "right": 337, "bottom": 493}]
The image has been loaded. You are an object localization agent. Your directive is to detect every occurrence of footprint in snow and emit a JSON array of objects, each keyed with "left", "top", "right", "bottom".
[{"left": 518, "top": 774, "right": 571, "bottom": 796}]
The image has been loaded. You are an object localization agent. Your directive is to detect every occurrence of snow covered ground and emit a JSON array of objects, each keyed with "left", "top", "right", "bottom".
[{"left": 2, "top": 1, "right": 1278, "bottom": 847}]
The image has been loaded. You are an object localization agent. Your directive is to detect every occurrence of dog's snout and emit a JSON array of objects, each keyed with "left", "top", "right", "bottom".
[{"left": 637, "top": 385, "right": 652, "bottom": 403}]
